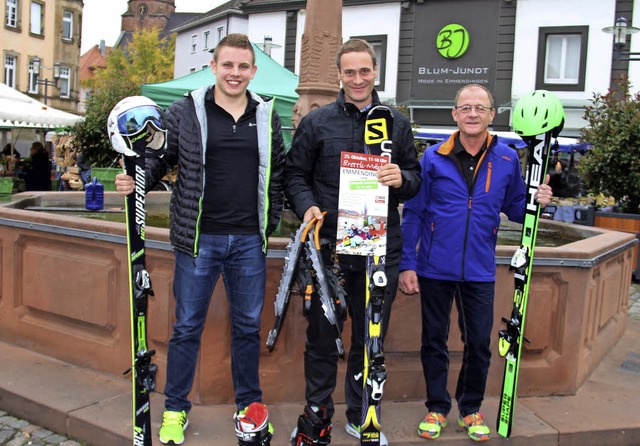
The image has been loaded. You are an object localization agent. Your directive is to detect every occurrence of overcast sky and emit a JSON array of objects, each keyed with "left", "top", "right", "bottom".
[{"left": 81, "top": 0, "right": 227, "bottom": 53}]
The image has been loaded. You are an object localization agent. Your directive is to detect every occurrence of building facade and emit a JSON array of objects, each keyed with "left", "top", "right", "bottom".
[
  {"left": 1, "top": 0, "right": 83, "bottom": 114},
  {"left": 170, "top": 0, "right": 638, "bottom": 137}
]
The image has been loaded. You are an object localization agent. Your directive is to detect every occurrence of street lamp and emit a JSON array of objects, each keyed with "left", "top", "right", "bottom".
[
  {"left": 602, "top": 17, "right": 640, "bottom": 61},
  {"left": 32, "top": 60, "right": 60, "bottom": 105},
  {"left": 258, "top": 36, "right": 281, "bottom": 57}
]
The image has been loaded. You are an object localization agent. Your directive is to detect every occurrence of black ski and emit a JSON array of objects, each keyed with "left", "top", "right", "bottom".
[
  {"left": 359, "top": 105, "right": 393, "bottom": 445},
  {"left": 497, "top": 94, "right": 563, "bottom": 437},
  {"left": 122, "top": 154, "right": 158, "bottom": 446},
  {"left": 360, "top": 255, "right": 387, "bottom": 445}
]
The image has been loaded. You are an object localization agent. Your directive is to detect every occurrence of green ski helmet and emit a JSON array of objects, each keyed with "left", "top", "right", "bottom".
[{"left": 512, "top": 90, "right": 565, "bottom": 138}]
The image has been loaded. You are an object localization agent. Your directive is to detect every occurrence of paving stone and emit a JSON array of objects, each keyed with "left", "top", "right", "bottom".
[
  {"left": 0, "top": 417, "right": 17, "bottom": 426},
  {"left": 0, "top": 429, "right": 16, "bottom": 443},
  {"left": 5, "top": 420, "right": 27, "bottom": 430},
  {"left": 30, "top": 429, "right": 54, "bottom": 440},
  {"left": 5, "top": 432, "right": 29, "bottom": 446},
  {"left": 40, "top": 434, "right": 68, "bottom": 445}
]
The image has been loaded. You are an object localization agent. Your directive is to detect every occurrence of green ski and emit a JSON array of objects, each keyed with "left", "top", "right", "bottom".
[{"left": 497, "top": 91, "right": 565, "bottom": 438}]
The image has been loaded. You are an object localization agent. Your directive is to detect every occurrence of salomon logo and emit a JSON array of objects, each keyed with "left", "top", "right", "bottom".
[{"left": 365, "top": 118, "right": 389, "bottom": 144}]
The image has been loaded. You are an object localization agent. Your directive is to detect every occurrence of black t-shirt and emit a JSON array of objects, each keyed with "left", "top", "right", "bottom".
[
  {"left": 200, "top": 89, "right": 260, "bottom": 235},
  {"left": 453, "top": 134, "right": 486, "bottom": 191}
]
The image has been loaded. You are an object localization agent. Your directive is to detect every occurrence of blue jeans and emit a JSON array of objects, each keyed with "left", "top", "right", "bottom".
[
  {"left": 418, "top": 277, "right": 494, "bottom": 417},
  {"left": 164, "top": 234, "right": 266, "bottom": 413}
]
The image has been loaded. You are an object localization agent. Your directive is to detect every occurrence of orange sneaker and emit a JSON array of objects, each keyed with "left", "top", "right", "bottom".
[
  {"left": 458, "top": 412, "right": 490, "bottom": 442},
  {"left": 417, "top": 412, "right": 447, "bottom": 440}
]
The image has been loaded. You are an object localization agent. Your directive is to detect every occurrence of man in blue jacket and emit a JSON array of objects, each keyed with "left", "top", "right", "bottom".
[{"left": 398, "top": 84, "right": 552, "bottom": 442}]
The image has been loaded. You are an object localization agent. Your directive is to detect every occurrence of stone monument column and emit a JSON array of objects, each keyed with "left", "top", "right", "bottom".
[{"left": 291, "top": 0, "right": 342, "bottom": 129}]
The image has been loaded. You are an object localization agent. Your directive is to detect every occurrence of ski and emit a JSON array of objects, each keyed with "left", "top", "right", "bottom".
[
  {"left": 348, "top": 105, "right": 393, "bottom": 446},
  {"left": 496, "top": 91, "right": 564, "bottom": 438},
  {"left": 108, "top": 97, "right": 167, "bottom": 446},
  {"left": 360, "top": 254, "right": 387, "bottom": 445},
  {"left": 122, "top": 153, "right": 158, "bottom": 446}
]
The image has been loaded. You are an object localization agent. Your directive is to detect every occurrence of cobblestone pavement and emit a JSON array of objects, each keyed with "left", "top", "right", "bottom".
[
  {"left": 0, "top": 411, "right": 83, "bottom": 446},
  {"left": 1, "top": 284, "right": 639, "bottom": 446}
]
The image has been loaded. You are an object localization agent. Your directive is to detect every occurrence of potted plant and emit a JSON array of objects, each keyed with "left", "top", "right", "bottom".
[{"left": 579, "top": 76, "right": 640, "bottom": 280}]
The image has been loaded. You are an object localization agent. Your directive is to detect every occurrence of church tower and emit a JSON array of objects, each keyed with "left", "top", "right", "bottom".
[{"left": 121, "top": 0, "right": 176, "bottom": 33}]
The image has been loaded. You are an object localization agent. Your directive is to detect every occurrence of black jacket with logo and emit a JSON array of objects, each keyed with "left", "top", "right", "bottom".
[{"left": 285, "top": 89, "right": 421, "bottom": 266}]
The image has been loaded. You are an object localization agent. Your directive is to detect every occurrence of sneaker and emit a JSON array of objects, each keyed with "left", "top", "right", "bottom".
[
  {"left": 159, "top": 410, "right": 188, "bottom": 445},
  {"left": 418, "top": 412, "right": 447, "bottom": 440},
  {"left": 234, "top": 402, "right": 273, "bottom": 445},
  {"left": 345, "top": 422, "right": 388, "bottom": 446},
  {"left": 458, "top": 413, "right": 490, "bottom": 442}
]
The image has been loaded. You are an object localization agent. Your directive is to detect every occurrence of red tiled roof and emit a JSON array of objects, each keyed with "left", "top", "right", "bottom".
[{"left": 79, "top": 45, "right": 112, "bottom": 81}]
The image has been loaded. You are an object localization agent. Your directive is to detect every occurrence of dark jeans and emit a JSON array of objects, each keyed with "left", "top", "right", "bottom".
[
  {"left": 164, "top": 234, "right": 266, "bottom": 413},
  {"left": 418, "top": 277, "right": 494, "bottom": 418},
  {"left": 302, "top": 254, "right": 398, "bottom": 425}
]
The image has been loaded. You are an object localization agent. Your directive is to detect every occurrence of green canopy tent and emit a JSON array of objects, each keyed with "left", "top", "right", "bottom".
[{"left": 141, "top": 43, "right": 298, "bottom": 148}]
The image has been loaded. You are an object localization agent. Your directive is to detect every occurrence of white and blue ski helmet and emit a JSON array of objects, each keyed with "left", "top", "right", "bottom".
[{"left": 107, "top": 96, "right": 166, "bottom": 157}]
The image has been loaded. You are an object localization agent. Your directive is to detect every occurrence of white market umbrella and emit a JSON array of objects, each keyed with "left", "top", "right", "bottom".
[{"left": 0, "top": 83, "right": 83, "bottom": 129}]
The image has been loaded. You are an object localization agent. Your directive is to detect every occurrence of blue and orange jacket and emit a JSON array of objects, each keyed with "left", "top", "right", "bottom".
[{"left": 400, "top": 131, "right": 526, "bottom": 282}]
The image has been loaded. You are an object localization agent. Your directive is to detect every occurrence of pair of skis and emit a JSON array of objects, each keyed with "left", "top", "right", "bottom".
[
  {"left": 496, "top": 129, "right": 557, "bottom": 437},
  {"left": 358, "top": 105, "right": 393, "bottom": 445},
  {"left": 122, "top": 154, "right": 157, "bottom": 446}
]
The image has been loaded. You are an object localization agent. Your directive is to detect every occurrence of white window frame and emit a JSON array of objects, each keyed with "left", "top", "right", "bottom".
[
  {"left": 6, "top": 0, "right": 18, "bottom": 28},
  {"left": 202, "top": 64, "right": 208, "bottom": 70},
  {"left": 58, "top": 65, "right": 70, "bottom": 98},
  {"left": 544, "top": 34, "right": 581, "bottom": 84},
  {"left": 191, "top": 34, "right": 197, "bottom": 53},
  {"left": 4, "top": 55, "right": 17, "bottom": 88},
  {"left": 28, "top": 59, "right": 39, "bottom": 93},
  {"left": 30, "top": 1, "right": 43, "bottom": 35},
  {"left": 216, "top": 26, "right": 224, "bottom": 44},
  {"left": 62, "top": 9, "right": 73, "bottom": 41},
  {"left": 203, "top": 30, "right": 210, "bottom": 51},
  {"left": 536, "top": 26, "right": 588, "bottom": 92}
]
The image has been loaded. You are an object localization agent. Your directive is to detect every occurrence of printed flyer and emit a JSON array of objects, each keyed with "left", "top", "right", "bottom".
[{"left": 336, "top": 151, "right": 389, "bottom": 256}]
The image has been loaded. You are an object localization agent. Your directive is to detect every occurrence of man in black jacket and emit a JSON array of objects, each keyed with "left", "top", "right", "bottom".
[
  {"left": 115, "top": 33, "right": 285, "bottom": 445},
  {"left": 285, "top": 38, "right": 421, "bottom": 445}
]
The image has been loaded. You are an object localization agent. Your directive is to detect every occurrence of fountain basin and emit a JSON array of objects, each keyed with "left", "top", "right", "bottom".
[{"left": 0, "top": 191, "right": 635, "bottom": 404}]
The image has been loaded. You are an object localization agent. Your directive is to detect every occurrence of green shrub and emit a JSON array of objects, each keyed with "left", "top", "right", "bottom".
[{"left": 579, "top": 77, "right": 640, "bottom": 214}]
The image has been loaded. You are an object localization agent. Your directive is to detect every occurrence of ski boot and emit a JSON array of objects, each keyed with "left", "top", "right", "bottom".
[
  {"left": 234, "top": 402, "right": 273, "bottom": 446},
  {"left": 290, "top": 405, "right": 332, "bottom": 445}
]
